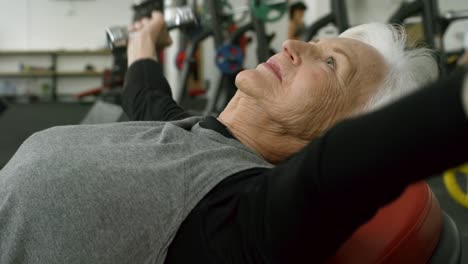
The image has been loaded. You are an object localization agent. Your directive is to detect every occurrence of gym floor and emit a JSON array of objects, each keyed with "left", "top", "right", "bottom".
[{"left": 0, "top": 102, "right": 467, "bottom": 263}]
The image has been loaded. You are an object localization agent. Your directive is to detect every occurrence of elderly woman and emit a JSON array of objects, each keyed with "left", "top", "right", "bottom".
[{"left": 1, "top": 12, "right": 468, "bottom": 264}]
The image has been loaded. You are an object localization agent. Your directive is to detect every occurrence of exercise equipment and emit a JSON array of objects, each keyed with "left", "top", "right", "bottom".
[
  {"left": 97, "top": 0, "right": 200, "bottom": 111},
  {"left": 200, "top": 0, "right": 235, "bottom": 29},
  {"left": 215, "top": 44, "right": 244, "bottom": 75},
  {"left": 201, "top": 0, "right": 287, "bottom": 28},
  {"left": 74, "top": 69, "right": 123, "bottom": 100},
  {"left": 303, "top": 0, "right": 349, "bottom": 41},
  {"left": 443, "top": 164, "right": 468, "bottom": 208},
  {"left": 389, "top": 0, "right": 467, "bottom": 49},
  {"left": 175, "top": 50, "right": 186, "bottom": 71},
  {"left": 176, "top": 30, "right": 213, "bottom": 104},
  {"left": 81, "top": 0, "right": 198, "bottom": 117},
  {"left": 176, "top": 0, "right": 230, "bottom": 108},
  {"left": 204, "top": 0, "right": 277, "bottom": 115},
  {"left": 250, "top": 0, "right": 288, "bottom": 23},
  {"left": 106, "top": 5, "right": 197, "bottom": 50},
  {"left": 388, "top": 0, "right": 468, "bottom": 74},
  {"left": 327, "top": 182, "right": 461, "bottom": 264},
  {"left": 177, "top": 0, "right": 279, "bottom": 116},
  {"left": 250, "top": 1, "right": 275, "bottom": 63},
  {"left": 197, "top": 0, "right": 234, "bottom": 115}
]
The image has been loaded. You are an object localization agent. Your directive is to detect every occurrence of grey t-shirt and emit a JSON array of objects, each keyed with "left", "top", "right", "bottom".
[{"left": 0, "top": 117, "right": 272, "bottom": 264}]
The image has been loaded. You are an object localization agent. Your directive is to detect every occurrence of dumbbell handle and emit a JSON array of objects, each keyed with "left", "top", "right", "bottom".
[
  {"left": 106, "top": 6, "right": 196, "bottom": 49},
  {"left": 164, "top": 5, "right": 197, "bottom": 30}
]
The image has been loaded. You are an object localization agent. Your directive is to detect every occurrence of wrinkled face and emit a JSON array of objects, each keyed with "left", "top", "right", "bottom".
[{"left": 235, "top": 37, "right": 388, "bottom": 139}]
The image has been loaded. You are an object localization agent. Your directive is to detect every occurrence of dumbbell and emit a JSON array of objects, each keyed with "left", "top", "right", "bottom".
[{"left": 106, "top": 5, "right": 197, "bottom": 50}]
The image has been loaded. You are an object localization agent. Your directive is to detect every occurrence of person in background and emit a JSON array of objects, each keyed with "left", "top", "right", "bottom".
[{"left": 288, "top": 1, "right": 308, "bottom": 40}]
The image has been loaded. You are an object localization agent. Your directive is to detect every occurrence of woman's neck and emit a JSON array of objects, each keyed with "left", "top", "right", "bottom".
[{"left": 218, "top": 93, "right": 307, "bottom": 164}]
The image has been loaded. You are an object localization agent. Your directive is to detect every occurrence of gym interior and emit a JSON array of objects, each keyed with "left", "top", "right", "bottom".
[{"left": 0, "top": 0, "right": 468, "bottom": 263}]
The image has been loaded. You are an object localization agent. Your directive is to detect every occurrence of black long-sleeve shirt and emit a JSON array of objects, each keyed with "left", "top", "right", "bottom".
[{"left": 122, "top": 59, "right": 468, "bottom": 263}]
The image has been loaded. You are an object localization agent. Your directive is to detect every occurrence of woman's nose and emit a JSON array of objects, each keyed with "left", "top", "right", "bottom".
[
  {"left": 282, "top": 40, "right": 302, "bottom": 65},
  {"left": 282, "top": 40, "right": 319, "bottom": 65}
]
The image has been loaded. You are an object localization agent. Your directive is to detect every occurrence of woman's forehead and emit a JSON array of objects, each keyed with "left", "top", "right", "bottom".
[{"left": 316, "top": 37, "right": 371, "bottom": 50}]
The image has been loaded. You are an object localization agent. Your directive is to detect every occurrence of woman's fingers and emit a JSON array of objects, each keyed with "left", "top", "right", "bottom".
[
  {"left": 151, "top": 11, "right": 164, "bottom": 22},
  {"left": 129, "top": 11, "right": 165, "bottom": 35},
  {"left": 133, "top": 21, "right": 143, "bottom": 30},
  {"left": 141, "top": 17, "right": 150, "bottom": 26}
]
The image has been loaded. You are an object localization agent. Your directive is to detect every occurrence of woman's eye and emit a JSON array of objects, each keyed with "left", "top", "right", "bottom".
[{"left": 326, "top": 57, "right": 335, "bottom": 69}]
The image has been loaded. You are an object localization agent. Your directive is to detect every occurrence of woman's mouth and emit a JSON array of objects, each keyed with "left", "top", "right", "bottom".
[{"left": 263, "top": 59, "right": 282, "bottom": 81}]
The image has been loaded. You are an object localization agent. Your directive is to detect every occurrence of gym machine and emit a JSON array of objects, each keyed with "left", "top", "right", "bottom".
[
  {"left": 177, "top": 0, "right": 287, "bottom": 116},
  {"left": 202, "top": 0, "right": 283, "bottom": 115},
  {"left": 389, "top": 0, "right": 468, "bottom": 74},
  {"left": 302, "top": 0, "right": 349, "bottom": 41}
]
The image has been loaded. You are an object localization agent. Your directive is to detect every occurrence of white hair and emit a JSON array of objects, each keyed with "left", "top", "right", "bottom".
[{"left": 339, "top": 23, "right": 439, "bottom": 112}]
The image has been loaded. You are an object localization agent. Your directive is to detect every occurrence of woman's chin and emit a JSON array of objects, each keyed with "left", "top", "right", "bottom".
[{"left": 235, "top": 70, "right": 260, "bottom": 96}]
